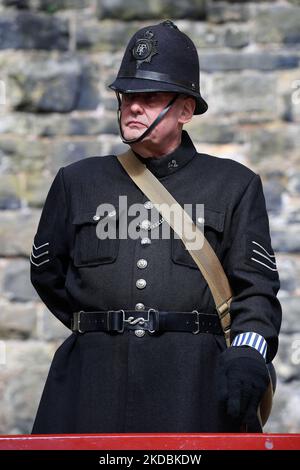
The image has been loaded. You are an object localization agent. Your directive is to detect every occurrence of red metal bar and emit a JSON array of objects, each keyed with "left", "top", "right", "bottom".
[{"left": 0, "top": 434, "right": 299, "bottom": 450}]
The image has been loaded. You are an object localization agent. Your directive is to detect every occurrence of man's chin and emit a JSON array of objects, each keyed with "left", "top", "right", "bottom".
[{"left": 122, "top": 128, "right": 145, "bottom": 141}]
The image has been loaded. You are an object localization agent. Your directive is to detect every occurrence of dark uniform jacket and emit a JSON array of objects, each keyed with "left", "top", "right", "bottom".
[{"left": 30, "top": 131, "right": 282, "bottom": 433}]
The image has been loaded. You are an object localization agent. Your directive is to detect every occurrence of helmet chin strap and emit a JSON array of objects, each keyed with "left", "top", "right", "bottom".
[{"left": 116, "top": 93, "right": 179, "bottom": 145}]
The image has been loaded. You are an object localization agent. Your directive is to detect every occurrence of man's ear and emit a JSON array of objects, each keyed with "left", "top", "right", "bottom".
[{"left": 178, "top": 96, "right": 196, "bottom": 124}]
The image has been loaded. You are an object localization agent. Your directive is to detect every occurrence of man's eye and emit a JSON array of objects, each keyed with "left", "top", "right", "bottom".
[
  {"left": 120, "top": 93, "right": 160, "bottom": 105},
  {"left": 122, "top": 94, "right": 132, "bottom": 102},
  {"left": 145, "top": 94, "right": 158, "bottom": 104}
]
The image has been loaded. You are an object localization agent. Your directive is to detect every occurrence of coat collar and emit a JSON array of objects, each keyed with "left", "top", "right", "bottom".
[{"left": 133, "top": 131, "right": 197, "bottom": 178}]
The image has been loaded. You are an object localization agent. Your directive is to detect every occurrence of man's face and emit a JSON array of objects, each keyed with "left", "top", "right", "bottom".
[{"left": 120, "top": 91, "right": 182, "bottom": 144}]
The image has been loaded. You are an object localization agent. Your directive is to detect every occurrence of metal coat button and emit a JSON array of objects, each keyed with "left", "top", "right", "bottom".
[
  {"left": 137, "top": 259, "right": 148, "bottom": 269},
  {"left": 140, "top": 219, "right": 151, "bottom": 230},
  {"left": 144, "top": 201, "right": 154, "bottom": 210},
  {"left": 136, "top": 279, "right": 146, "bottom": 289},
  {"left": 135, "top": 329, "right": 145, "bottom": 337},
  {"left": 135, "top": 303, "right": 145, "bottom": 310},
  {"left": 141, "top": 237, "right": 151, "bottom": 245}
]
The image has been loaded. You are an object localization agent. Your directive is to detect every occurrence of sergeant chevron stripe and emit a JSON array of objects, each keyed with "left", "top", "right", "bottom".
[
  {"left": 30, "top": 241, "right": 50, "bottom": 267},
  {"left": 250, "top": 240, "right": 277, "bottom": 272}
]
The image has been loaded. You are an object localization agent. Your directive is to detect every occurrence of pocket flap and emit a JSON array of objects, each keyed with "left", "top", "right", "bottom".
[
  {"left": 72, "top": 209, "right": 118, "bottom": 226},
  {"left": 203, "top": 208, "right": 225, "bottom": 232}
]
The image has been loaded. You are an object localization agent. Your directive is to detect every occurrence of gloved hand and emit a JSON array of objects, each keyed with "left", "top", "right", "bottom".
[{"left": 216, "top": 346, "right": 270, "bottom": 431}]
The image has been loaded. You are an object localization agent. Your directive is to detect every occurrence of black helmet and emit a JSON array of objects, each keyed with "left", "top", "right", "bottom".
[{"left": 109, "top": 20, "right": 208, "bottom": 115}]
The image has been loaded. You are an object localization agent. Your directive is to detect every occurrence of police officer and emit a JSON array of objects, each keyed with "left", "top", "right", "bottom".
[{"left": 30, "top": 20, "right": 282, "bottom": 434}]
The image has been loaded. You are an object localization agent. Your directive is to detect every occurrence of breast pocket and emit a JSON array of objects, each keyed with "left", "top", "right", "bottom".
[
  {"left": 72, "top": 210, "right": 120, "bottom": 267},
  {"left": 171, "top": 208, "right": 225, "bottom": 269}
]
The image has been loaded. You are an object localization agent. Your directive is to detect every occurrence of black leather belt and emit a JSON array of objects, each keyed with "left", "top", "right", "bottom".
[{"left": 71, "top": 309, "right": 223, "bottom": 335}]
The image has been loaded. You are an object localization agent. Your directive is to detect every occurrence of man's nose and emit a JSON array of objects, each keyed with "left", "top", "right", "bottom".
[{"left": 129, "top": 100, "right": 143, "bottom": 114}]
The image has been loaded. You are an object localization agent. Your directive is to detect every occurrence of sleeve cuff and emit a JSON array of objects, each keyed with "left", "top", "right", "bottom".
[{"left": 231, "top": 332, "right": 267, "bottom": 361}]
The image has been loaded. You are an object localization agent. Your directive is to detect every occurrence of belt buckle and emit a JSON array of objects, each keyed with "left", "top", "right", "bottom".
[
  {"left": 124, "top": 308, "right": 159, "bottom": 333},
  {"left": 72, "top": 310, "right": 84, "bottom": 333},
  {"left": 192, "top": 310, "right": 200, "bottom": 335},
  {"left": 107, "top": 309, "right": 159, "bottom": 334},
  {"left": 124, "top": 308, "right": 158, "bottom": 333}
]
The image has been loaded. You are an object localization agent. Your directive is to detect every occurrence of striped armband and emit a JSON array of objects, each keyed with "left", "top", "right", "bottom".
[{"left": 231, "top": 332, "right": 267, "bottom": 361}]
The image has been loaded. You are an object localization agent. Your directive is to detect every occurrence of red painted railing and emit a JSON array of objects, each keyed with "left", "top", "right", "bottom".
[{"left": 0, "top": 433, "right": 299, "bottom": 450}]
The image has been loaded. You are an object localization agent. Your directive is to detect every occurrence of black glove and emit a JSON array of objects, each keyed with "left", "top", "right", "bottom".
[{"left": 216, "top": 346, "right": 270, "bottom": 431}]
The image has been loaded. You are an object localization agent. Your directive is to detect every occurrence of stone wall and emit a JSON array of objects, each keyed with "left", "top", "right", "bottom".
[{"left": 0, "top": 0, "right": 299, "bottom": 434}]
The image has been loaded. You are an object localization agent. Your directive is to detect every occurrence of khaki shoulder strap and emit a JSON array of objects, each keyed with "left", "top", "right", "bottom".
[{"left": 117, "top": 149, "right": 233, "bottom": 346}]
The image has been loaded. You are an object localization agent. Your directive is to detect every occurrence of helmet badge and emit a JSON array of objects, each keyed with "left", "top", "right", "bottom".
[{"left": 132, "top": 30, "right": 158, "bottom": 69}]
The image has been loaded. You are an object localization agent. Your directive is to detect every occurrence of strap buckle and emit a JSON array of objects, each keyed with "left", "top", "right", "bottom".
[
  {"left": 216, "top": 299, "right": 231, "bottom": 318},
  {"left": 192, "top": 310, "right": 200, "bottom": 334},
  {"left": 216, "top": 299, "right": 232, "bottom": 347},
  {"left": 72, "top": 311, "right": 84, "bottom": 333},
  {"left": 107, "top": 309, "right": 126, "bottom": 333}
]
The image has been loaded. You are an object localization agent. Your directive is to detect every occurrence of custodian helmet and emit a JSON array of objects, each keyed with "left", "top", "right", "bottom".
[{"left": 109, "top": 20, "right": 208, "bottom": 143}]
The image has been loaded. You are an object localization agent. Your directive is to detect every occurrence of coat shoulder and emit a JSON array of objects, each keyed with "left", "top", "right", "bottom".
[
  {"left": 196, "top": 152, "right": 257, "bottom": 186},
  {"left": 62, "top": 155, "right": 117, "bottom": 178},
  {"left": 198, "top": 153, "right": 258, "bottom": 194}
]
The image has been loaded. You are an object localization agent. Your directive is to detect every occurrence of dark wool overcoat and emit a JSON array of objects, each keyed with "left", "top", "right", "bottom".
[{"left": 30, "top": 131, "right": 282, "bottom": 434}]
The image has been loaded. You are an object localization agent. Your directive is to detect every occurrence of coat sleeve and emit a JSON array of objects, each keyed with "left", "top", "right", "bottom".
[
  {"left": 222, "top": 173, "right": 282, "bottom": 362},
  {"left": 30, "top": 168, "right": 73, "bottom": 328}
]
